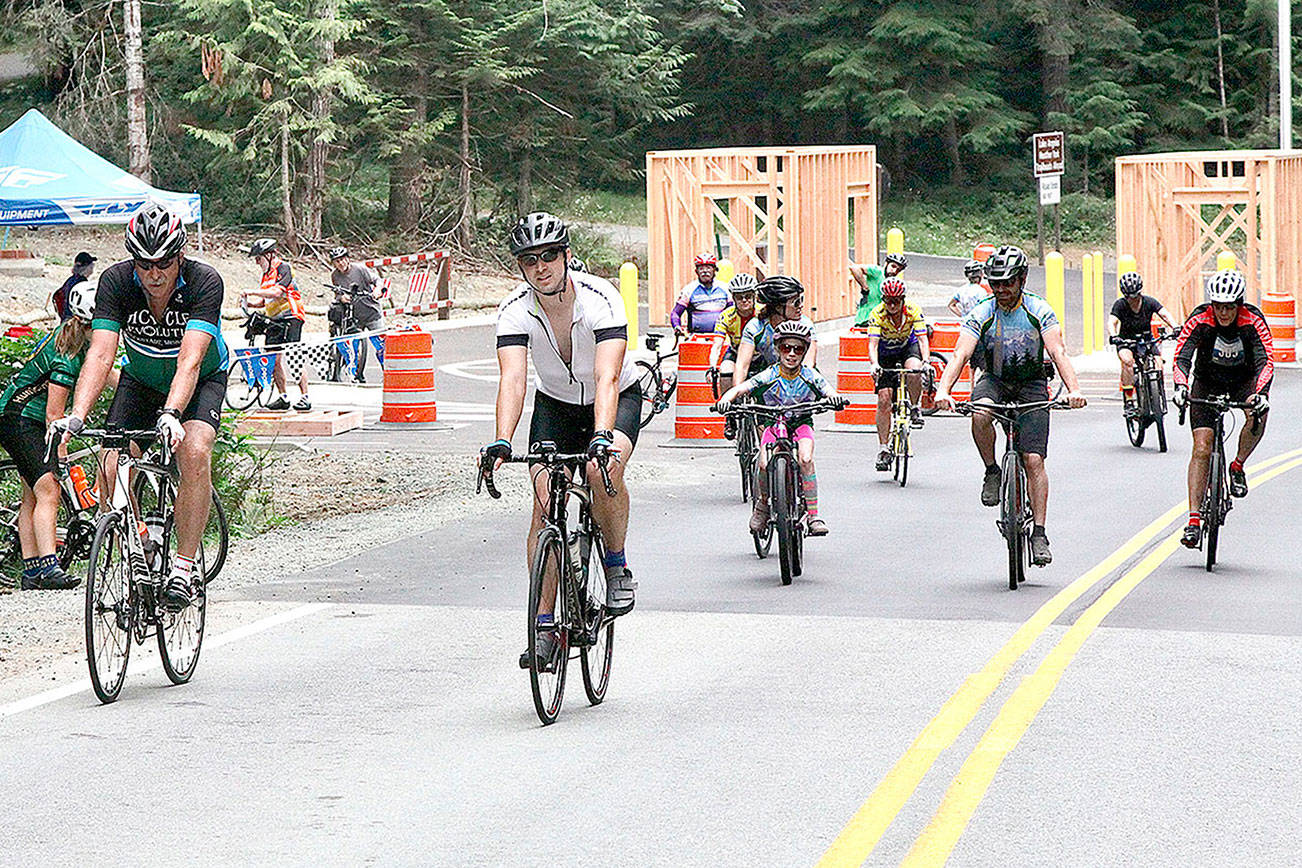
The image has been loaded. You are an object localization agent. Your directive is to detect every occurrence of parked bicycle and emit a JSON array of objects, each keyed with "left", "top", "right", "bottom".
[
  {"left": 226, "top": 303, "right": 274, "bottom": 411},
  {"left": 80, "top": 428, "right": 208, "bottom": 703},
  {"left": 958, "top": 391, "right": 1072, "bottom": 590},
  {"left": 634, "top": 331, "right": 679, "bottom": 429},
  {"left": 1112, "top": 332, "right": 1175, "bottom": 452},
  {"left": 1179, "top": 395, "right": 1257, "bottom": 571},
  {"left": 721, "top": 399, "right": 838, "bottom": 585},
  {"left": 881, "top": 367, "right": 932, "bottom": 487},
  {"left": 478, "top": 443, "right": 617, "bottom": 726},
  {"left": 0, "top": 447, "right": 99, "bottom": 585}
]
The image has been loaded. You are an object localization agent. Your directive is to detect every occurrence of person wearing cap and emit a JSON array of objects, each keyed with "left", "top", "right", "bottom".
[
  {"left": 328, "top": 246, "right": 384, "bottom": 382},
  {"left": 851, "top": 252, "right": 907, "bottom": 327},
  {"left": 50, "top": 252, "right": 97, "bottom": 322}
]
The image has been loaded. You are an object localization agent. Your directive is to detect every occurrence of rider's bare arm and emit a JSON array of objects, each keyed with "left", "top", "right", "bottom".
[
  {"left": 1108, "top": 315, "right": 1122, "bottom": 337},
  {"left": 494, "top": 345, "right": 529, "bottom": 443},
  {"left": 1043, "top": 326, "right": 1087, "bottom": 407},
  {"left": 70, "top": 328, "right": 121, "bottom": 420},
  {"left": 592, "top": 337, "right": 626, "bottom": 433},
  {"left": 734, "top": 340, "right": 755, "bottom": 385},
  {"left": 164, "top": 330, "right": 212, "bottom": 415},
  {"left": 936, "top": 331, "right": 978, "bottom": 397}
]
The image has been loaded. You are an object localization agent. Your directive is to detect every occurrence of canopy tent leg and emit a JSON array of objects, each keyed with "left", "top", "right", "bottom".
[
  {"left": 198, "top": 220, "right": 203, "bottom": 254},
  {"left": 1, "top": 227, "right": 9, "bottom": 250}
]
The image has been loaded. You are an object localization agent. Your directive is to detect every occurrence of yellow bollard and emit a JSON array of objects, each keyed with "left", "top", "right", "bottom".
[
  {"left": 1216, "top": 250, "right": 1238, "bottom": 271},
  {"left": 887, "top": 227, "right": 905, "bottom": 256},
  {"left": 1117, "top": 253, "right": 1137, "bottom": 281},
  {"left": 1092, "top": 250, "right": 1105, "bottom": 353},
  {"left": 716, "top": 258, "right": 735, "bottom": 285},
  {"left": 1081, "top": 253, "right": 1094, "bottom": 355},
  {"left": 1045, "top": 252, "right": 1065, "bottom": 334},
  {"left": 619, "top": 261, "right": 640, "bottom": 348}
]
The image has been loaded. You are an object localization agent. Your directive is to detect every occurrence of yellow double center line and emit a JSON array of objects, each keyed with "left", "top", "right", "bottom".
[{"left": 818, "top": 446, "right": 1302, "bottom": 868}]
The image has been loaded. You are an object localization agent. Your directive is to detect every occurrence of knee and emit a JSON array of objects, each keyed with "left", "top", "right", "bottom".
[
  {"left": 1191, "top": 441, "right": 1212, "bottom": 461},
  {"left": 798, "top": 457, "right": 815, "bottom": 474}
]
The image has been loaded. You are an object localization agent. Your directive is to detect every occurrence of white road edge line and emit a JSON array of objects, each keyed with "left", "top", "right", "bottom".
[{"left": 0, "top": 602, "right": 332, "bottom": 719}]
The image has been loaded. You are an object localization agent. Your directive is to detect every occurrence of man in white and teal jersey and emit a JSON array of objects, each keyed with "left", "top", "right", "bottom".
[
  {"left": 52, "top": 201, "right": 227, "bottom": 613},
  {"left": 934, "top": 245, "right": 1086, "bottom": 568}
]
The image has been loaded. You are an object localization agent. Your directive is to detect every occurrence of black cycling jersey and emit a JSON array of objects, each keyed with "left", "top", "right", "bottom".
[
  {"left": 1173, "top": 302, "right": 1273, "bottom": 395},
  {"left": 91, "top": 257, "right": 229, "bottom": 392},
  {"left": 1111, "top": 295, "right": 1164, "bottom": 339}
]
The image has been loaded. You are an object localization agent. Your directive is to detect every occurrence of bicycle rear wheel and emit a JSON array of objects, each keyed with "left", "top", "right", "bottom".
[
  {"left": 772, "top": 456, "right": 796, "bottom": 586},
  {"left": 579, "top": 527, "right": 613, "bottom": 706},
  {"left": 1125, "top": 407, "right": 1146, "bottom": 447},
  {"left": 1205, "top": 451, "right": 1224, "bottom": 572},
  {"left": 203, "top": 488, "right": 229, "bottom": 585},
  {"left": 528, "top": 527, "right": 569, "bottom": 725},
  {"left": 155, "top": 482, "right": 207, "bottom": 685},
  {"left": 634, "top": 360, "right": 662, "bottom": 429},
  {"left": 85, "top": 513, "right": 131, "bottom": 703},
  {"left": 0, "top": 461, "right": 24, "bottom": 586},
  {"left": 1150, "top": 375, "right": 1168, "bottom": 453},
  {"left": 225, "top": 364, "right": 262, "bottom": 411}
]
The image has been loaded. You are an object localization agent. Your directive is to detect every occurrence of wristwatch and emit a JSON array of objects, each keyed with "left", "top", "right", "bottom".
[{"left": 159, "top": 407, "right": 182, "bottom": 420}]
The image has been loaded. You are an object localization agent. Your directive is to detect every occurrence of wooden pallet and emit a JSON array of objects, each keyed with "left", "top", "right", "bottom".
[{"left": 234, "top": 409, "right": 363, "bottom": 438}]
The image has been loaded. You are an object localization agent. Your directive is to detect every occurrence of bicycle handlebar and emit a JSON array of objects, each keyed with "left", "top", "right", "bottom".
[
  {"left": 477, "top": 449, "right": 617, "bottom": 500},
  {"left": 1177, "top": 395, "right": 1259, "bottom": 428},
  {"left": 1112, "top": 333, "right": 1175, "bottom": 349},
  {"left": 956, "top": 398, "right": 1072, "bottom": 422},
  {"left": 713, "top": 400, "right": 840, "bottom": 417}
]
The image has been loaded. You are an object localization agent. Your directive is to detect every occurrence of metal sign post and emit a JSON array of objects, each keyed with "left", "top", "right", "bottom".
[{"left": 1033, "top": 131, "right": 1066, "bottom": 264}]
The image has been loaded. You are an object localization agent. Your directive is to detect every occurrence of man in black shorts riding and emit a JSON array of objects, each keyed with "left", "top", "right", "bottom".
[
  {"left": 51, "top": 200, "right": 228, "bottom": 612},
  {"left": 481, "top": 212, "right": 641, "bottom": 670},
  {"left": 1171, "top": 268, "right": 1273, "bottom": 548},
  {"left": 1107, "top": 271, "right": 1179, "bottom": 415}
]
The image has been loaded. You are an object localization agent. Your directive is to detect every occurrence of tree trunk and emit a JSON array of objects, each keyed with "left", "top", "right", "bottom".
[
  {"left": 302, "top": 0, "right": 336, "bottom": 240},
  {"left": 516, "top": 150, "right": 533, "bottom": 216},
  {"left": 943, "top": 116, "right": 966, "bottom": 186},
  {"left": 386, "top": 69, "right": 427, "bottom": 233},
  {"left": 1042, "top": 48, "right": 1070, "bottom": 124},
  {"left": 1082, "top": 148, "right": 1090, "bottom": 195},
  {"left": 457, "top": 82, "right": 474, "bottom": 250},
  {"left": 1214, "top": 0, "right": 1230, "bottom": 139},
  {"left": 123, "top": 0, "right": 151, "bottom": 182},
  {"left": 281, "top": 117, "right": 298, "bottom": 253}
]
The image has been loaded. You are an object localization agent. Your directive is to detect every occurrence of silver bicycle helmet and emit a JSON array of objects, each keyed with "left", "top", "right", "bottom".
[
  {"left": 508, "top": 212, "right": 569, "bottom": 255},
  {"left": 774, "top": 318, "right": 814, "bottom": 347},
  {"left": 124, "top": 201, "right": 186, "bottom": 261},
  {"left": 65, "top": 280, "right": 97, "bottom": 322},
  {"left": 983, "top": 245, "right": 1029, "bottom": 281}
]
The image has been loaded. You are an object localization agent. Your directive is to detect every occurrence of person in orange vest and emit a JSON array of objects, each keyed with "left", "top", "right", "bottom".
[{"left": 242, "top": 238, "right": 311, "bottom": 410}]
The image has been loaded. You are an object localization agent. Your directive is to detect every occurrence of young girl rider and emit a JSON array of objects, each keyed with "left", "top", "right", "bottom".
[
  {"left": 715, "top": 317, "right": 845, "bottom": 538},
  {"left": 0, "top": 281, "right": 109, "bottom": 589}
]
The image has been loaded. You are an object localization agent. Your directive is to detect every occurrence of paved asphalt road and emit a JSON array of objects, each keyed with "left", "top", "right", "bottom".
[{"left": 3, "top": 269, "right": 1298, "bottom": 865}]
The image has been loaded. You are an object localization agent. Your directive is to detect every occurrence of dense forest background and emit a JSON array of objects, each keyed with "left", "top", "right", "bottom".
[{"left": 0, "top": 0, "right": 1296, "bottom": 259}]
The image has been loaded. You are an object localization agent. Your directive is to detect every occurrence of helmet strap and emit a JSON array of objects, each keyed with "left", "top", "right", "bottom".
[{"left": 523, "top": 262, "right": 569, "bottom": 298}]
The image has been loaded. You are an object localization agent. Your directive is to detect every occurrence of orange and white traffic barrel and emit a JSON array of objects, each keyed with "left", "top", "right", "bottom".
[
  {"left": 1262, "top": 291, "right": 1296, "bottom": 363},
  {"left": 833, "top": 329, "right": 876, "bottom": 428},
  {"left": 673, "top": 334, "right": 724, "bottom": 439},
  {"left": 379, "top": 327, "right": 438, "bottom": 423},
  {"left": 929, "top": 318, "right": 972, "bottom": 404},
  {"left": 973, "top": 243, "right": 996, "bottom": 263}
]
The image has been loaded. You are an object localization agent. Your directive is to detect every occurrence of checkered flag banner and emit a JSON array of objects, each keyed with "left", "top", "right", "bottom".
[{"left": 234, "top": 328, "right": 393, "bottom": 381}]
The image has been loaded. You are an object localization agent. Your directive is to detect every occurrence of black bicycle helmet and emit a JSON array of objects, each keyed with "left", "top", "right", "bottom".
[
  {"left": 757, "top": 274, "right": 805, "bottom": 307},
  {"left": 124, "top": 200, "right": 186, "bottom": 261},
  {"left": 983, "top": 245, "right": 1029, "bottom": 281},
  {"left": 508, "top": 212, "right": 569, "bottom": 255},
  {"left": 963, "top": 259, "right": 984, "bottom": 280},
  {"left": 249, "top": 238, "right": 278, "bottom": 258},
  {"left": 774, "top": 318, "right": 814, "bottom": 347},
  {"left": 1119, "top": 272, "right": 1143, "bottom": 296}
]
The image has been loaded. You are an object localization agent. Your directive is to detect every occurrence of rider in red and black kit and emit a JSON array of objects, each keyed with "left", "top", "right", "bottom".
[{"left": 1170, "top": 268, "right": 1273, "bottom": 548}]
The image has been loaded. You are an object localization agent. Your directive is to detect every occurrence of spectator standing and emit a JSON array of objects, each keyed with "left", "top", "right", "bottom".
[
  {"left": 328, "top": 246, "right": 384, "bottom": 382},
  {"left": 50, "top": 251, "right": 96, "bottom": 322}
]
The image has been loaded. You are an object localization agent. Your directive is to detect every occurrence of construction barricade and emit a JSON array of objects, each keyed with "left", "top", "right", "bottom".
[
  {"left": 930, "top": 318, "right": 972, "bottom": 403},
  {"left": 379, "top": 327, "right": 438, "bottom": 424},
  {"left": 364, "top": 251, "right": 453, "bottom": 319},
  {"left": 832, "top": 329, "right": 876, "bottom": 429},
  {"left": 672, "top": 334, "right": 724, "bottom": 440},
  {"left": 1262, "top": 291, "right": 1296, "bottom": 363}
]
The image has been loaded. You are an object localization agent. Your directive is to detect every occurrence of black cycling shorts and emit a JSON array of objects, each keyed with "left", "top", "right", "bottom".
[
  {"left": 0, "top": 413, "right": 58, "bottom": 487},
  {"left": 1189, "top": 378, "right": 1264, "bottom": 430},
  {"left": 107, "top": 371, "right": 227, "bottom": 436},
  {"left": 265, "top": 316, "right": 304, "bottom": 349},
  {"left": 877, "top": 343, "right": 925, "bottom": 391},
  {"left": 528, "top": 385, "right": 642, "bottom": 459},
  {"left": 971, "top": 375, "right": 1051, "bottom": 457}
]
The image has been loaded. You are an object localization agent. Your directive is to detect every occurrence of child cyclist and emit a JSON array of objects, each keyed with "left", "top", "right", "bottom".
[{"left": 715, "top": 319, "right": 846, "bottom": 537}]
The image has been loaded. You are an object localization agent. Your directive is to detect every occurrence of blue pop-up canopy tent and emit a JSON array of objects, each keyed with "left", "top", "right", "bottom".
[{"left": 0, "top": 109, "right": 201, "bottom": 230}]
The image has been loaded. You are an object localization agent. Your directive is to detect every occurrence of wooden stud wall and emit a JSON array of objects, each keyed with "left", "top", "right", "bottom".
[
  {"left": 1116, "top": 150, "right": 1302, "bottom": 318},
  {"left": 647, "top": 145, "right": 877, "bottom": 324}
]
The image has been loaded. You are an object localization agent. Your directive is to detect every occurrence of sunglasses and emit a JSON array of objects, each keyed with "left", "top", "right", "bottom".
[
  {"left": 885, "top": 296, "right": 904, "bottom": 304},
  {"left": 989, "top": 277, "right": 1018, "bottom": 289},
  {"left": 778, "top": 342, "right": 807, "bottom": 355},
  {"left": 134, "top": 256, "right": 177, "bottom": 273},
  {"left": 518, "top": 248, "right": 565, "bottom": 267}
]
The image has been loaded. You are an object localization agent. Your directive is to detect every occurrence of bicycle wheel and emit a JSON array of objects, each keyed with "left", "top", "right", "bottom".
[
  {"left": 1125, "top": 402, "right": 1147, "bottom": 448},
  {"left": 1000, "top": 454, "right": 1025, "bottom": 590},
  {"left": 225, "top": 363, "right": 262, "bottom": 411},
  {"left": 893, "top": 422, "right": 910, "bottom": 488},
  {"left": 152, "top": 475, "right": 206, "bottom": 684},
  {"left": 0, "top": 461, "right": 24, "bottom": 586},
  {"left": 203, "top": 488, "right": 229, "bottom": 585},
  {"left": 85, "top": 513, "right": 132, "bottom": 703},
  {"left": 527, "top": 527, "right": 569, "bottom": 725},
  {"left": 634, "top": 360, "right": 663, "bottom": 429},
  {"left": 579, "top": 526, "right": 613, "bottom": 706},
  {"left": 921, "top": 352, "right": 947, "bottom": 415},
  {"left": 1205, "top": 451, "right": 1224, "bottom": 572},
  {"left": 737, "top": 419, "right": 757, "bottom": 503},
  {"left": 1150, "top": 374, "right": 1168, "bottom": 453},
  {"left": 772, "top": 455, "right": 796, "bottom": 586}
]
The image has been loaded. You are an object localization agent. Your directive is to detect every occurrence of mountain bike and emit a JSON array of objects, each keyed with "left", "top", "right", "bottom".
[
  {"left": 724, "top": 400, "right": 838, "bottom": 585},
  {"left": 881, "top": 366, "right": 932, "bottom": 487},
  {"left": 80, "top": 428, "right": 208, "bottom": 703},
  {"left": 958, "top": 391, "right": 1071, "bottom": 590},
  {"left": 478, "top": 443, "right": 617, "bottom": 726},
  {"left": 1113, "top": 333, "right": 1175, "bottom": 452},
  {"left": 635, "top": 332, "right": 679, "bottom": 429},
  {"left": 1179, "top": 394, "right": 1258, "bottom": 571}
]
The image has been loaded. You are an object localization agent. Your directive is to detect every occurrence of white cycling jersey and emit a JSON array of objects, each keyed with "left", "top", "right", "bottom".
[{"left": 495, "top": 271, "right": 638, "bottom": 405}]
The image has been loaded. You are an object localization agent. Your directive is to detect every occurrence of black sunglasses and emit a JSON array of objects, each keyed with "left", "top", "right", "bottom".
[
  {"left": 134, "top": 256, "right": 177, "bottom": 273},
  {"left": 778, "top": 342, "right": 807, "bottom": 354},
  {"left": 989, "top": 277, "right": 1019, "bottom": 289},
  {"left": 518, "top": 248, "right": 565, "bottom": 267}
]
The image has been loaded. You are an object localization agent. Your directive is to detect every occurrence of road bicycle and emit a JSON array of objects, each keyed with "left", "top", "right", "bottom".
[
  {"left": 722, "top": 399, "right": 838, "bottom": 585},
  {"left": 1179, "top": 394, "right": 1258, "bottom": 571},
  {"left": 880, "top": 366, "right": 932, "bottom": 487},
  {"left": 81, "top": 428, "right": 208, "bottom": 703},
  {"left": 634, "top": 332, "right": 679, "bottom": 429},
  {"left": 226, "top": 305, "right": 275, "bottom": 411},
  {"left": 958, "top": 391, "right": 1071, "bottom": 590},
  {"left": 1113, "top": 333, "right": 1175, "bottom": 452},
  {"left": 478, "top": 443, "right": 617, "bottom": 726}
]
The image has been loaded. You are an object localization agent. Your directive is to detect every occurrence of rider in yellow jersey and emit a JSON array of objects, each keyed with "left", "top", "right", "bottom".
[
  {"left": 865, "top": 278, "right": 930, "bottom": 470},
  {"left": 711, "top": 273, "right": 758, "bottom": 436}
]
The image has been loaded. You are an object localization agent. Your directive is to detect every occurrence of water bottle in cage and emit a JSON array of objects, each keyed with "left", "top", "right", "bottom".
[
  {"left": 68, "top": 464, "right": 97, "bottom": 509},
  {"left": 568, "top": 530, "right": 585, "bottom": 584}
]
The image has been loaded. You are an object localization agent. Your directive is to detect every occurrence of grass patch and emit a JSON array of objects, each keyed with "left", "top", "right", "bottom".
[{"left": 564, "top": 188, "right": 647, "bottom": 225}]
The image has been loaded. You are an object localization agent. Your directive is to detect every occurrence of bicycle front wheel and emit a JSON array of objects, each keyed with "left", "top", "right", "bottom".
[
  {"left": 1205, "top": 452, "right": 1224, "bottom": 572},
  {"left": 1000, "top": 455, "right": 1025, "bottom": 590},
  {"left": 85, "top": 513, "right": 132, "bottom": 703},
  {"left": 528, "top": 527, "right": 569, "bottom": 725},
  {"left": 772, "top": 456, "right": 796, "bottom": 586},
  {"left": 579, "top": 529, "right": 613, "bottom": 706},
  {"left": 1150, "top": 375, "right": 1168, "bottom": 453}
]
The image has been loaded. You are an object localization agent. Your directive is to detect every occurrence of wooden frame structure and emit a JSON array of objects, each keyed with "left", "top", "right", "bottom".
[
  {"left": 646, "top": 146, "right": 878, "bottom": 324},
  {"left": 1116, "top": 150, "right": 1302, "bottom": 316}
]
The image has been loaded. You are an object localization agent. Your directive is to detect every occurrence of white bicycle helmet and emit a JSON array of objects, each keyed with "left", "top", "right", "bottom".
[
  {"left": 65, "top": 279, "right": 97, "bottom": 322},
  {"left": 728, "top": 273, "right": 758, "bottom": 294},
  {"left": 1205, "top": 269, "right": 1246, "bottom": 304},
  {"left": 125, "top": 200, "right": 186, "bottom": 261},
  {"left": 774, "top": 318, "right": 814, "bottom": 348}
]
